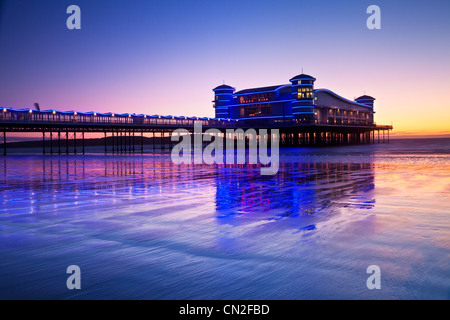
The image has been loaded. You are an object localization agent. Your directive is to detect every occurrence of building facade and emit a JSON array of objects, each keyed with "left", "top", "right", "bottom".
[{"left": 213, "top": 74, "right": 375, "bottom": 126}]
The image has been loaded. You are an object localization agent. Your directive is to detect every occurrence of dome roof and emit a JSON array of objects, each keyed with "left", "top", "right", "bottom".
[
  {"left": 355, "top": 95, "right": 375, "bottom": 101},
  {"left": 213, "top": 84, "right": 235, "bottom": 91},
  {"left": 290, "top": 74, "right": 316, "bottom": 82}
]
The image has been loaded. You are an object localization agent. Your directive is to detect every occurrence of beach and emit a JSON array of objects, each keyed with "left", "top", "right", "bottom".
[{"left": 0, "top": 138, "right": 449, "bottom": 299}]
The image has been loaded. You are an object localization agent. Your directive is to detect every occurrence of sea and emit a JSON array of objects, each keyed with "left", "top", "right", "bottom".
[{"left": 0, "top": 138, "right": 449, "bottom": 299}]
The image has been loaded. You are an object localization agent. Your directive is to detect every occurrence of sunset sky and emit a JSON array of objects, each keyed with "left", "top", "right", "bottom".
[{"left": 0, "top": 0, "right": 449, "bottom": 138}]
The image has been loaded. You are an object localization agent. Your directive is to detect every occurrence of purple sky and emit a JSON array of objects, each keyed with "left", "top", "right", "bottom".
[{"left": 1, "top": 0, "right": 449, "bottom": 136}]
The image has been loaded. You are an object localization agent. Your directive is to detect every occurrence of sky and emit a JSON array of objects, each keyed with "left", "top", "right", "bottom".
[{"left": 0, "top": 0, "right": 449, "bottom": 138}]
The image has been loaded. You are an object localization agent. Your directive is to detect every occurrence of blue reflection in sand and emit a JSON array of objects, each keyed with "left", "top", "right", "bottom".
[{"left": 0, "top": 143, "right": 449, "bottom": 299}]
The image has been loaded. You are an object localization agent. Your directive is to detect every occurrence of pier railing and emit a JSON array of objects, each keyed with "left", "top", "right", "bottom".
[
  {"left": 0, "top": 107, "right": 392, "bottom": 131},
  {"left": 0, "top": 107, "right": 237, "bottom": 128},
  {"left": 0, "top": 107, "right": 393, "bottom": 155}
]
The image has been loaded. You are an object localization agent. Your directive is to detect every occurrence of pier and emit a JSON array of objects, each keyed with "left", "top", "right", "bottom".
[{"left": 0, "top": 107, "right": 392, "bottom": 155}]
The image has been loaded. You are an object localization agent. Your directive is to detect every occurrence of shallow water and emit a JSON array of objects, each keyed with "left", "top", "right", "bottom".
[{"left": 0, "top": 139, "right": 449, "bottom": 299}]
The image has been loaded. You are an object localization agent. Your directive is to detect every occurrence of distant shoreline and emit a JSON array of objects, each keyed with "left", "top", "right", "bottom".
[
  {"left": 3, "top": 135, "right": 450, "bottom": 146},
  {"left": 1, "top": 137, "right": 449, "bottom": 157},
  {"left": 2, "top": 136, "right": 169, "bottom": 149}
]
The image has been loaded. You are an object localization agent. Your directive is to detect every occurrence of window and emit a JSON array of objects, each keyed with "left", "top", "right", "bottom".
[
  {"left": 239, "top": 93, "right": 271, "bottom": 104},
  {"left": 298, "top": 92, "right": 313, "bottom": 99},
  {"left": 298, "top": 87, "right": 312, "bottom": 93},
  {"left": 243, "top": 104, "right": 272, "bottom": 117}
]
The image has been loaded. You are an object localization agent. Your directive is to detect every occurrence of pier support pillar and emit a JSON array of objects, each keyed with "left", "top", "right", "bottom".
[
  {"left": 74, "top": 132, "right": 77, "bottom": 155},
  {"left": 1, "top": 131, "right": 5, "bottom": 156},
  {"left": 111, "top": 131, "right": 114, "bottom": 153},
  {"left": 58, "top": 131, "right": 61, "bottom": 155},
  {"left": 66, "top": 130, "right": 69, "bottom": 155},
  {"left": 152, "top": 132, "right": 155, "bottom": 151}
]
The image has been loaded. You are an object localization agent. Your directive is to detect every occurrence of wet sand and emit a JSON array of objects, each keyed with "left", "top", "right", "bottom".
[{"left": 0, "top": 139, "right": 449, "bottom": 299}]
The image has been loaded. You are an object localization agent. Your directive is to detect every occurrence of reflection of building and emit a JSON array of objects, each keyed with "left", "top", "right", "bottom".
[
  {"left": 215, "top": 163, "right": 375, "bottom": 219},
  {"left": 213, "top": 74, "right": 375, "bottom": 126}
]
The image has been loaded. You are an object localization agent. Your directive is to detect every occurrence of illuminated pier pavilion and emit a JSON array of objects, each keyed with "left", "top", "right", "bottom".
[
  {"left": 0, "top": 73, "right": 392, "bottom": 155},
  {"left": 212, "top": 73, "right": 392, "bottom": 146},
  {"left": 214, "top": 74, "right": 376, "bottom": 124}
]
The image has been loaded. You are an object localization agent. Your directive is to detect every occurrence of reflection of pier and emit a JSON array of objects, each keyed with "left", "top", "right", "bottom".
[
  {"left": 0, "top": 107, "right": 392, "bottom": 155},
  {"left": 215, "top": 162, "right": 376, "bottom": 220}
]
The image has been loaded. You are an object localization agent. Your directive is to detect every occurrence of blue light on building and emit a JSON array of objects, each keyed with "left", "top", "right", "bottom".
[{"left": 213, "top": 73, "right": 375, "bottom": 126}]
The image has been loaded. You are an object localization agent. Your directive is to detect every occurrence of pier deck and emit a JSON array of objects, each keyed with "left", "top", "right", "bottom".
[{"left": 0, "top": 107, "right": 392, "bottom": 155}]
